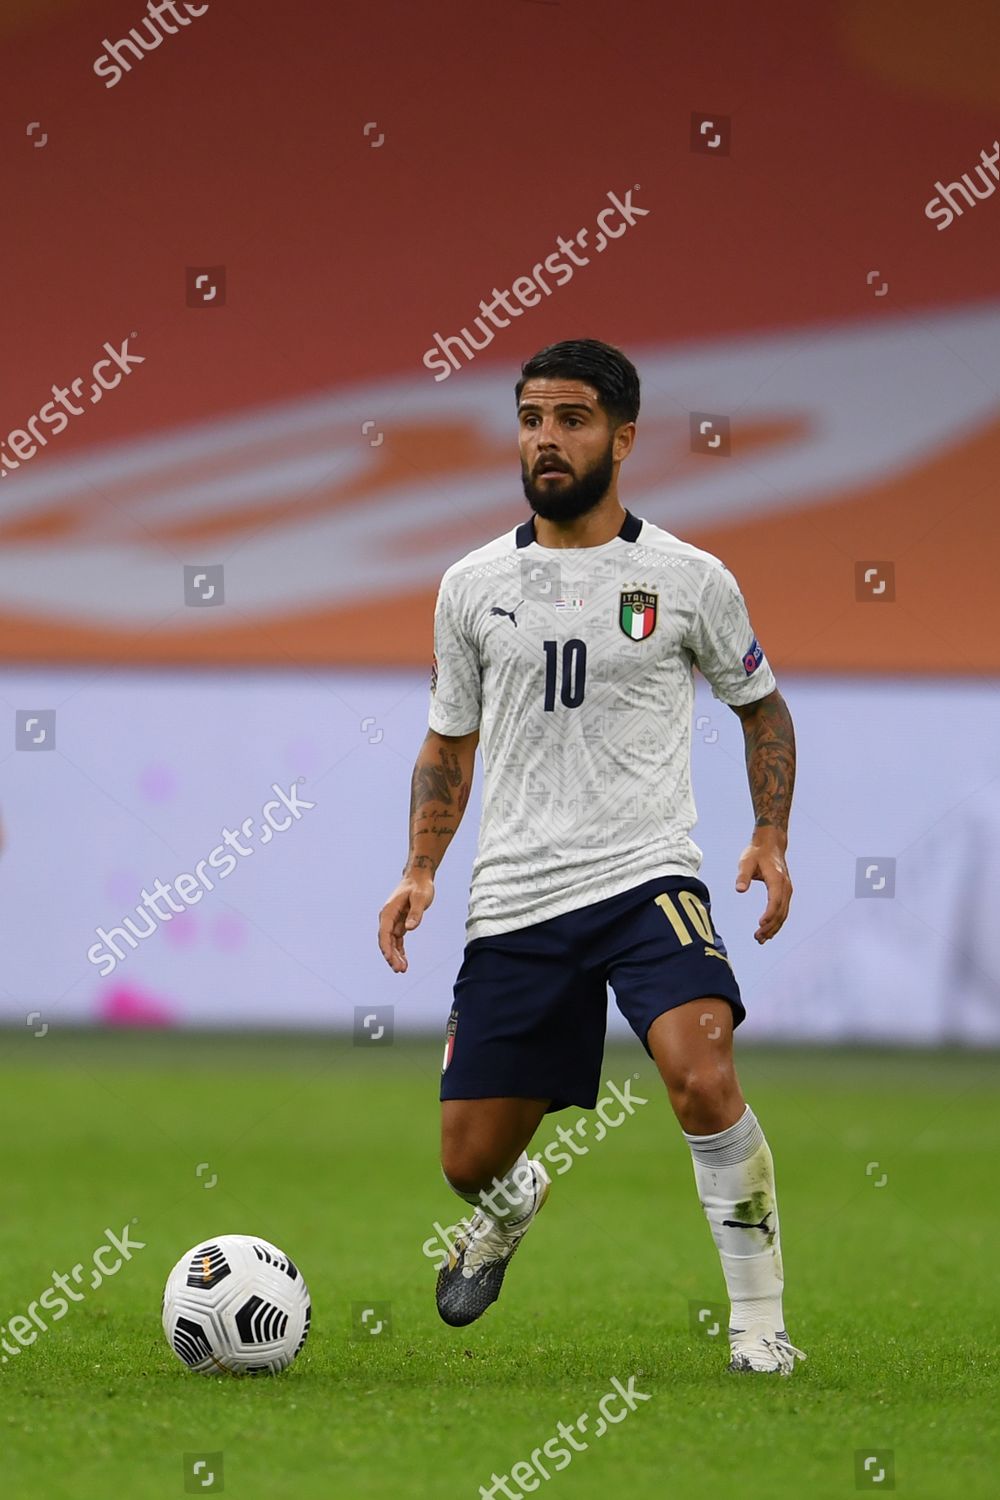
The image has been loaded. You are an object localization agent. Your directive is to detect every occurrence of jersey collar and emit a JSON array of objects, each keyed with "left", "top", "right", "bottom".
[{"left": 515, "top": 508, "right": 642, "bottom": 548}]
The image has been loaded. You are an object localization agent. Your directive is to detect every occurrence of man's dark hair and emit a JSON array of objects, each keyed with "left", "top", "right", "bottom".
[{"left": 515, "top": 338, "right": 640, "bottom": 429}]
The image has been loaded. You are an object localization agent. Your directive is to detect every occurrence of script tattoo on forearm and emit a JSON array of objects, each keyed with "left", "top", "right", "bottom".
[
  {"left": 736, "top": 692, "right": 796, "bottom": 832},
  {"left": 406, "top": 746, "right": 472, "bottom": 875}
]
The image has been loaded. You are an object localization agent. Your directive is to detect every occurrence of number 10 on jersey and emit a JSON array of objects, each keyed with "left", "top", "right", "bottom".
[{"left": 543, "top": 639, "right": 588, "bottom": 711}]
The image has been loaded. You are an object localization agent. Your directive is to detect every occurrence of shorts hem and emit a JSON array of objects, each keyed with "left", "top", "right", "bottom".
[
  {"left": 439, "top": 1076, "right": 600, "bottom": 1115},
  {"left": 624, "top": 988, "right": 746, "bottom": 1057}
]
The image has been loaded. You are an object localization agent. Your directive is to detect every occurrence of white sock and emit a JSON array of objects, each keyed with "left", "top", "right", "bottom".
[
  {"left": 443, "top": 1152, "right": 539, "bottom": 1231},
  {"left": 683, "top": 1104, "right": 785, "bottom": 1332}
]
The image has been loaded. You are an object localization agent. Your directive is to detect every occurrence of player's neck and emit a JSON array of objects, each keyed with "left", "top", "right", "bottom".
[{"left": 530, "top": 497, "right": 628, "bottom": 550}]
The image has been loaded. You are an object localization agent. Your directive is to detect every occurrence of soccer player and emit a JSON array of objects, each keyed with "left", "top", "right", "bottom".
[{"left": 377, "top": 339, "right": 804, "bottom": 1375}]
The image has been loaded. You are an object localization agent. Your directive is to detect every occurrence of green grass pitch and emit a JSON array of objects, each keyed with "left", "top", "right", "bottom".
[{"left": 1, "top": 1030, "right": 997, "bottom": 1499}]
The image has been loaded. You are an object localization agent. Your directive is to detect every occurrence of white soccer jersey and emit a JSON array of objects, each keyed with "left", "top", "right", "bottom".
[{"left": 428, "top": 509, "right": 776, "bottom": 942}]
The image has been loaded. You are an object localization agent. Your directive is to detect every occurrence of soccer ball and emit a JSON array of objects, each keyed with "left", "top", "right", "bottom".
[{"left": 162, "top": 1233, "right": 311, "bottom": 1375}]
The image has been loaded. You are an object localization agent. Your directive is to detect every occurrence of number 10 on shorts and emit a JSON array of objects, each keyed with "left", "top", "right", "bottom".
[{"left": 654, "top": 889, "right": 716, "bottom": 947}]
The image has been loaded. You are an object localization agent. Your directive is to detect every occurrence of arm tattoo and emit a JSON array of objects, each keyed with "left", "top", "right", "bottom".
[
  {"left": 732, "top": 691, "right": 795, "bottom": 833},
  {"left": 405, "top": 745, "right": 473, "bottom": 877},
  {"left": 409, "top": 746, "right": 463, "bottom": 816}
]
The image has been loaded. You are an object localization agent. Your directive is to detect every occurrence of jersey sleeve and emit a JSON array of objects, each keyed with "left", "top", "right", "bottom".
[
  {"left": 685, "top": 562, "right": 777, "bottom": 706},
  {"left": 427, "top": 573, "right": 482, "bottom": 735}
]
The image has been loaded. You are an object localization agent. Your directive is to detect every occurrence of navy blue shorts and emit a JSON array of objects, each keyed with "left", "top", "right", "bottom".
[{"left": 440, "top": 874, "right": 745, "bottom": 1114}]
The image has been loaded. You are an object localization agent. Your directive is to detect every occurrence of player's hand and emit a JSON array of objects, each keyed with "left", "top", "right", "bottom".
[
  {"left": 378, "top": 874, "right": 435, "bottom": 973},
  {"left": 735, "top": 832, "right": 792, "bottom": 944}
]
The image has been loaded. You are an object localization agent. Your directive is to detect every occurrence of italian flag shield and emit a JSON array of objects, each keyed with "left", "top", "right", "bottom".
[{"left": 619, "top": 589, "right": 658, "bottom": 640}]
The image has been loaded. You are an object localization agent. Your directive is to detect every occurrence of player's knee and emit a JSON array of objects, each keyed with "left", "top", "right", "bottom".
[
  {"left": 440, "top": 1150, "right": 502, "bottom": 1199},
  {"left": 667, "top": 1061, "right": 737, "bottom": 1118}
]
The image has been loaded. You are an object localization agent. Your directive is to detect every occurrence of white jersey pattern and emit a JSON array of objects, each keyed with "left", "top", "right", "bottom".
[{"left": 428, "top": 509, "right": 776, "bottom": 942}]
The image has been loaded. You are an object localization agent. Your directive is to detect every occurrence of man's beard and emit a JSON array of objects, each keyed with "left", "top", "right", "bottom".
[{"left": 521, "top": 441, "right": 615, "bottom": 524}]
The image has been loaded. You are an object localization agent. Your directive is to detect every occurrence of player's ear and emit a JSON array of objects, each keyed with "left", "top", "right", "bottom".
[{"left": 613, "top": 422, "right": 636, "bottom": 461}]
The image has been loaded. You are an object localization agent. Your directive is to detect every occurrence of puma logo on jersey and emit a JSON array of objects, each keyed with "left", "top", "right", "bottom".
[{"left": 489, "top": 600, "right": 524, "bottom": 627}]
